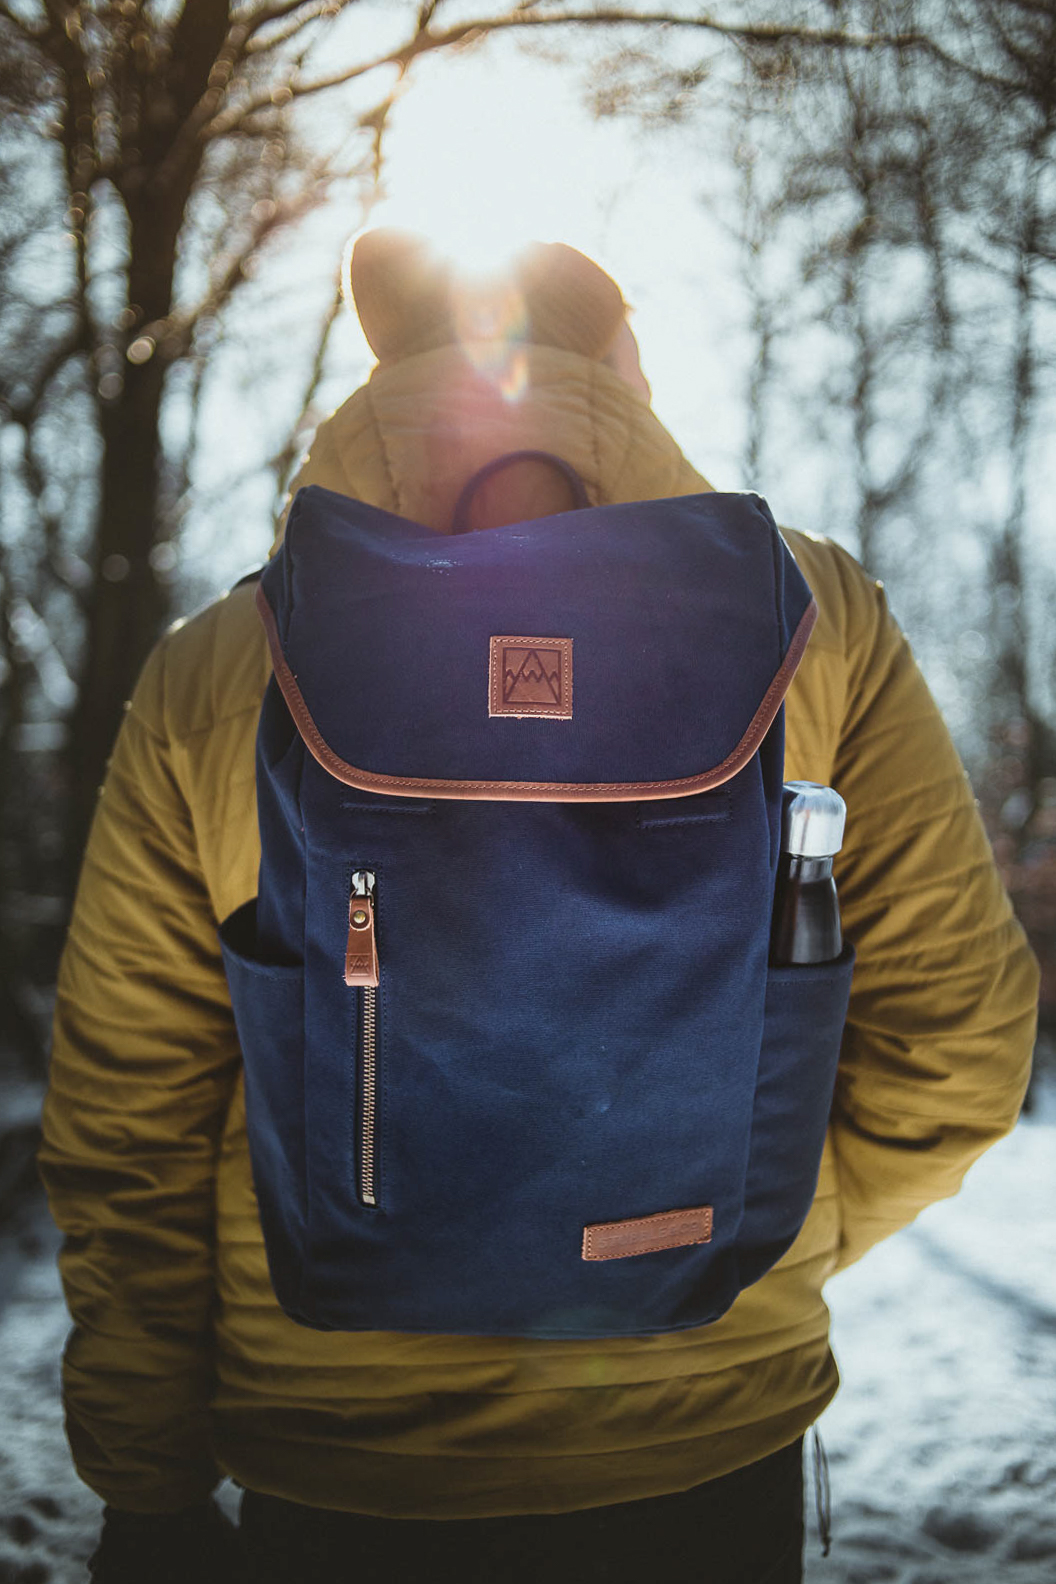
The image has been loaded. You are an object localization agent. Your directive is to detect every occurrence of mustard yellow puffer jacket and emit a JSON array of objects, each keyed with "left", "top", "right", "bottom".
[{"left": 40, "top": 338, "right": 1037, "bottom": 1519}]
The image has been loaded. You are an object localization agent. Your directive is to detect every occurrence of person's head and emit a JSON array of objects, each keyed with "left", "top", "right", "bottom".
[{"left": 348, "top": 230, "right": 650, "bottom": 530}]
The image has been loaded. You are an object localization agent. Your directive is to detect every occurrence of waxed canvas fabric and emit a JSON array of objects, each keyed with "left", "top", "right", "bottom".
[
  {"left": 219, "top": 484, "right": 853, "bottom": 1337},
  {"left": 40, "top": 331, "right": 1038, "bottom": 1519},
  {"left": 268, "top": 486, "right": 804, "bottom": 788}
]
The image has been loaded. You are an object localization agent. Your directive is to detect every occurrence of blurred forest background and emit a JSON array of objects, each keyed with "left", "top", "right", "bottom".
[{"left": 0, "top": 0, "right": 1053, "bottom": 1176}]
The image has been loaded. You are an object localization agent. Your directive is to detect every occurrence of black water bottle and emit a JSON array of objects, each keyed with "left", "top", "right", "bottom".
[{"left": 770, "top": 782, "right": 846, "bottom": 966}]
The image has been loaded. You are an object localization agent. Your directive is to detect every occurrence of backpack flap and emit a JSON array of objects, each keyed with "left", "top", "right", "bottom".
[{"left": 258, "top": 485, "right": 816, "bottom": 802}]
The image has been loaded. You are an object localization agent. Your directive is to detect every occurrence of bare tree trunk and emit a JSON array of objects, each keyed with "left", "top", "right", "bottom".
[
  {"left": 990, "top": 96, "right": 1056, "bottom": 802},
  {"left": 67, "top": 261, "right": 175, "bottom": 867},
  {"left": 64, "top": 0, "right": 231, "bottom": 873}
]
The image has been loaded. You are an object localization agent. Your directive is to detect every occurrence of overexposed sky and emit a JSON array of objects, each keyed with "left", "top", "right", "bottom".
[
  {"left": 182, "top": 23, "right": 760, "bottom": 587},
  {"left": 355, "top": 34, "right": 747, "bottom": 484},
  {"left": 182, "top": 7, "right": 1054, "bottom": 750}
]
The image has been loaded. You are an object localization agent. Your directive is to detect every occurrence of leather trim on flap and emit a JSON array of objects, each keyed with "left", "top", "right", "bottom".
[
  {"left": 256, "top": 582, "right": 817, "bottom": 804},
  {"left": 582, "top": 1206, "right": 714, "bottom": 1261}
]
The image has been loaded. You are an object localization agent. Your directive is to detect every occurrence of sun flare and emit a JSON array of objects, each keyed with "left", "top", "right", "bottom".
[{"left": 362, "top": 51, "right": 610, "bottom": 281}]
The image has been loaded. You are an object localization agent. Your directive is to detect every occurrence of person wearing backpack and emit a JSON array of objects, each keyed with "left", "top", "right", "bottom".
[{"left": 40, "top": 230, "right": 1038, "bottom": 1584}]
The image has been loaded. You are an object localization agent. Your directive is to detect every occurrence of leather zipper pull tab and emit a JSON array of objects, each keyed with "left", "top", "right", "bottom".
[{"left": 345, "top": 871, "right": 379, "bottom": 987}]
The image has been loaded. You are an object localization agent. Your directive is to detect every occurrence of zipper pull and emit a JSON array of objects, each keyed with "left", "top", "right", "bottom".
[{"left": 345, "top": 870, "right": 379, "bottom": 988}]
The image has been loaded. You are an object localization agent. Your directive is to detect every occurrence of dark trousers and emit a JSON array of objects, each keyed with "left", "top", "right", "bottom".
[{"left": 238, "top": 1437, "right": 804, "bottom": 1584}]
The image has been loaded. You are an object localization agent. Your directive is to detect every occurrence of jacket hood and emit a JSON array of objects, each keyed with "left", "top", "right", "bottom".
[{"left": 275, "top": 229, "right": 712, "bottom": 549}]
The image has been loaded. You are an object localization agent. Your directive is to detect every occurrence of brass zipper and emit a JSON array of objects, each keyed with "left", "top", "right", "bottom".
[
  {"left": 360, "top": 981, "right": 378, "bottom": 1208},
  {"left": 346, "top": 870, "right": 379, "bottom": 1208}
]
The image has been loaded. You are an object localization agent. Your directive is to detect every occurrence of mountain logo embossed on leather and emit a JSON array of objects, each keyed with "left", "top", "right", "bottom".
[{"left": 489, "top": 636, "right": 573, "bottom": 719}]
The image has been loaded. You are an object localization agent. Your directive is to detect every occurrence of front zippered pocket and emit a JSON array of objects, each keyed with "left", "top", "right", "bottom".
[{"left": 346, "top": 870, "right": 380, "bottom": 1208}]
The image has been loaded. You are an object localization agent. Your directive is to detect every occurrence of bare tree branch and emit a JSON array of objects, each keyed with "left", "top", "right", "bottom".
[
  {"left": 238, "top": 0, "right": 334, "bottom": 32},
  {"left": 240, "top": 0, "right": 358, "bottom": 54},
  {"left": 203, "top": 38, "right": 408, "bottom": 138},
  {"left": 142, "top": 157, "right": 343, "bottom": 359},
  {"left": 202, "top": 5, "right": 1010, "bottom": 139},
  {"left": 242, "top": 3, "right": 336, "bottom": 56},
  {"left": 269, "top": 271, "right": 344, "bottom": 501}
]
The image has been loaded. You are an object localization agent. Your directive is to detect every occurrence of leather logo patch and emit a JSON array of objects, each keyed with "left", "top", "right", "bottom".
[
  {"left": 489, "top": 636, "right": 572, "bottom": 719},
  {"left": 582, "top": 1206, "right": 714, "bottom": 1261}
]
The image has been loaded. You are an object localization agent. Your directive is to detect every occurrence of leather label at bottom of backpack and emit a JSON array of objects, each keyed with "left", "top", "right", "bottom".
[{"left": 581, "top": 1206, "right": 714, "bottom": 1261}]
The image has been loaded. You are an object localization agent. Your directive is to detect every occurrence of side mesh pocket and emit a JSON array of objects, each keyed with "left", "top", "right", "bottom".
[
  {"left": 219, "top": 899, "right": 307, "bottom": 1316},
  {"left": 737, "top": 945, "right": 855, "bottom": 1290}
]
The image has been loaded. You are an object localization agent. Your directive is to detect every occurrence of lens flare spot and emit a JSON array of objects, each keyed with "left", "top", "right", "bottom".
[
  {"left": 453, "top": 278, "right": 529, "bottom": 404},
  {"left": 498, "top": 348, "right": 529, "bottom": 403}
]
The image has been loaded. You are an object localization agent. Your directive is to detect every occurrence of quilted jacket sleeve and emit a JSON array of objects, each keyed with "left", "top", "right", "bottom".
[
  {"left": 39, "top": 635, "right": 241, "bottom": 1512},
  {"left": 826, "top": 547, "right": 1038, "bottom": 1269}
]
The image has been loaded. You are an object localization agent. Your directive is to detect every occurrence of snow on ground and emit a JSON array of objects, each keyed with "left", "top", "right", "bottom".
[
  {"left": 1, "top": 1080, "right": 1054, "bottom": 1584},
  {"left": 802, "top": 1073, "right": 1056, "bottom": 1584},
  {"left": 0, "top": 1198, "right": 102, "bottom": 1583}
]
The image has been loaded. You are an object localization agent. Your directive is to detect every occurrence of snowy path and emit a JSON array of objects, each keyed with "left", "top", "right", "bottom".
[
  {"left": 1, "top": 1092, "right": 1053, "bottom": 1584},
  {"left": 0, "top": 1200, "right": 102, "bottom": 1582},
  {"left": 803, "top": 1083, "right": 1056, "bottom": 1584}
]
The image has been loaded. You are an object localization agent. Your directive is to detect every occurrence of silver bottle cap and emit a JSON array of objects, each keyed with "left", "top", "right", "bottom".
[{"left": 782, "top": 782, "right": 846, "bottom": 858}]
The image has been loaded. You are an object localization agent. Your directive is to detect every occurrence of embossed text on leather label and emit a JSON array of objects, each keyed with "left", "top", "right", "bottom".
[
  {"left": 489, "top": 636, "right": 573, "bottom": 719},
  {"left": 581, "top": 1206, "right": 714, "bottom": 1261}
]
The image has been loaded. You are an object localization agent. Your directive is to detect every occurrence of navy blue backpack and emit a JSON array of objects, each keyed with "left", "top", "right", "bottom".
[{"left": 220, "top": 458, "right": 854, "bottom": 1338}]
